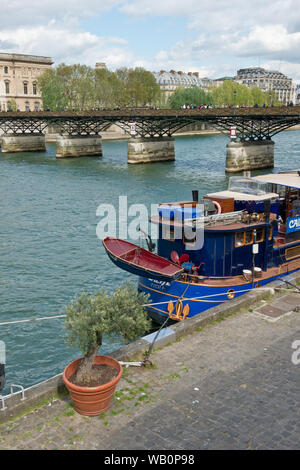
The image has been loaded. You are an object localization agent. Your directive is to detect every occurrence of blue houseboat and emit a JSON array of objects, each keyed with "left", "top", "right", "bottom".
[{"left": 103, "top": 171, "right": 300, "bottom": 324}]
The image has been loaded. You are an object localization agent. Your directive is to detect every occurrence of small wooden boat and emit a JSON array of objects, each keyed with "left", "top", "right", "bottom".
[{"left": 102, "top": 237, "right": 184, "bottom": 281}]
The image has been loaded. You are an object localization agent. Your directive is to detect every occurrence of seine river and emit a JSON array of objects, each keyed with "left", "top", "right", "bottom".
[{"left": 1, "top": 130, "right": 299, "bottom": 393}]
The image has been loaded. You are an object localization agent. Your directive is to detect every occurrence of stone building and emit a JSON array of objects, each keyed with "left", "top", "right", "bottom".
[
  {"left": 95, "top": 62, "right": 106, "bottom": 69},
  {"left": 152, "top": 70, "right": 206, "bottom": 102},
  {"left": 235, "top": 67, "right": 295, "bottom": 105},
  {"left": 0, "top": 52, "right": 53, "bottom": 112},
  {"left": 295, "top": 84, "right": 300, "bottom": 105}
]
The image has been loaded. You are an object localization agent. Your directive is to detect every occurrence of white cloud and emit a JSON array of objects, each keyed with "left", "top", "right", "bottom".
[
  {"left": 0, "top": 0, "right": 122, "bottom": 28},
  {"left": 0, "top": 1, "right": 300, "bottom": 79},
  {"left": 0, "top": 25, "right": 130, "bottom": 68},
  {"left": 230, "top": 25, "right": 300, "bottom": 62}
]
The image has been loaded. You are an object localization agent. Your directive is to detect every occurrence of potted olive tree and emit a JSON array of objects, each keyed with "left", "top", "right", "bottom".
[{"left": 63, "top": 282, "right": 151, "bottom": 416}]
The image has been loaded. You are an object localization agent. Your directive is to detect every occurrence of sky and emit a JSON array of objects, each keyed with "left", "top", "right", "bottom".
[{"left": 0, "top": 0, "right": 300, "bottom": 81}]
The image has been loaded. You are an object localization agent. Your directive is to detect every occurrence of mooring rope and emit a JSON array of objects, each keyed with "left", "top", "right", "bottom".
[{"left": 0, "top": 285, "right": 279, "bottom": 327}]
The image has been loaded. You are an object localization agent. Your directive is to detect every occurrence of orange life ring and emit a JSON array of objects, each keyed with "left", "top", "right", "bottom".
[{"left": 213, "top": 200, "right": 222, "bottom": 214}]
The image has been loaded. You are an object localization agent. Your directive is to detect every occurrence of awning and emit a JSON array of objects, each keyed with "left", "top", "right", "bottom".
[{"left": 253, "top": 171, "right": 300, "bottom": 190}]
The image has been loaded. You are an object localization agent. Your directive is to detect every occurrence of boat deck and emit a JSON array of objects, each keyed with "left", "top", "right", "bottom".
[{"left": 179, "top": 257, "right": 300, "bottom": 287}]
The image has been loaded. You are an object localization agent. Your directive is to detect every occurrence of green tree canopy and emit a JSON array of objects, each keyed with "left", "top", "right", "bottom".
[
  {"left": 37, "top": 68, "right": 68, "bottom": 111},
  {"left": 167, "top": 86, "right": 214, "bottom": 109},
  {"left": 38, "top": 64, "right": 161, "bottom": 110},
  {"left": 210, "top": 80, "right": 280, "bottom": 107},
  {"left": 116, "top": 67, "right": 161, "bottom": 106}
]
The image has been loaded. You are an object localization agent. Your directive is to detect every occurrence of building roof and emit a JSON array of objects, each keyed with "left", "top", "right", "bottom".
[
  {"left": 0, "top": 52, "right": 53, "bottom": 65},
  {"left": 152, "top": 70, "right": 204, "bottom": 87},
  {"left": 236, "top": 67, "right": 290, "bottom": 80}
]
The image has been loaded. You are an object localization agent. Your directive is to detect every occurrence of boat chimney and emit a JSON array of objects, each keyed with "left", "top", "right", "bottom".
[{"left": 192, "top": 190, "right": 199, "bottom": 202}]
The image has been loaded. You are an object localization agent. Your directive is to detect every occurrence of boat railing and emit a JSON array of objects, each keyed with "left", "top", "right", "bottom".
[{"left": 184, "top": 210, "right": 244, "bottom": 228}]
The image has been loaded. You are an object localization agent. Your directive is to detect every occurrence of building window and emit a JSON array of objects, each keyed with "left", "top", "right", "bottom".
[
  {"left": 4, "top": 66, "right": 8, "bottom": 74},
  {"left": 25, "top": 102, "right": 30, "bottom": 112},
  {"left": 5, "top": 82, "right": 10, "bottom": 94},
  {"left": 33, "top": 83, "right": 37, "bottom": 95},
  {"left": 34, "top": 102, "right": 39, "bottom": 111},
  {"left": 24, "top": 82, "right": 28, "bottom": 94}
]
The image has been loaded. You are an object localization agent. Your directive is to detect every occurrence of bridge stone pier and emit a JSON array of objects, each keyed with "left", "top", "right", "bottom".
[
  {"left": 56, "top": 135, "right": 102, "bottom": 158},
  {"left": 1, "top": 133, "right": 46, "bottom": 153},
  {"left": 226, "top": 140, "right": 275, "bottom": 173},
  {"left": 127, "top": 137, "right": 175, "bottom": 164}
]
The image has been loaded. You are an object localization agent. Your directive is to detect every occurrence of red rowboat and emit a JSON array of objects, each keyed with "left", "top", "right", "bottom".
[{"left": 102, "top": 237, "right": 184, "bottom": 281}]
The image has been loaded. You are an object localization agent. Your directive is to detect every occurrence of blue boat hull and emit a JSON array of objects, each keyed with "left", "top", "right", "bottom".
[{"left": 138, "top": 269, "right": 299, "bottom": 324}]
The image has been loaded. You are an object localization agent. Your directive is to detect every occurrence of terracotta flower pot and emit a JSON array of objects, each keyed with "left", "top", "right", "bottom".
[{"left": 63, "top": 355, "right": 123, "bottom": 416}]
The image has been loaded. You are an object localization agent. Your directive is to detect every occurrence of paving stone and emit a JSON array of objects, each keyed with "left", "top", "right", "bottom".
[{"left": 1, "top": 290, "right": 300, "bottom": 450}]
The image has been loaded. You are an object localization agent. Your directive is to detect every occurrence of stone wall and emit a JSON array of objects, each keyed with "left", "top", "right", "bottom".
[
  {"left": 128, "top": 137, "right": 175, "bottom": 164},
  {"left": 226, "top": 140, "right": 274, "bottom": 173},
  {"left": 56, "top": 135, "right": 102, "bottom": 158},
  {"left": 1, "top": 134, "right": 46, "bottom": 153}
]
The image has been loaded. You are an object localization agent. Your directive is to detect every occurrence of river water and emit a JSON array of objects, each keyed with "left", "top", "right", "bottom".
[{"left": 0, "top": 131, "right": 299, "bottom": 393}]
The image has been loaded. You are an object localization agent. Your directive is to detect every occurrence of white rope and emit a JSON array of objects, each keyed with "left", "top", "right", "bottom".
[
  {"left": 0, "top": 314, "right": 66, "bottom": 327},
  {"left": 0, "top": 285, "right": 274, "bottom": 327}
]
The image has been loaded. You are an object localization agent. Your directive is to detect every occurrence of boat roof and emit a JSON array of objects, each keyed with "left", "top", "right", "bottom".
[
  {"left": 206, "top": 190, "right": 278, "bottom": 201},
  {"left": 253, "top": 171, "right": 300, "bottom": 189}
]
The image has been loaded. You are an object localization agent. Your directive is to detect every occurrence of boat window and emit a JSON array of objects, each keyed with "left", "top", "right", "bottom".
[
  {"left": 255, "top": 228, "right": 265, "bottom": 243},
  {"left": 268, "top": 226, "right": 273, "bottom": 240},
  {"left": 235, "top": 231, "right": 245, "bottom": 247},
  {"left": 228, "top": 177, "right": 268, "bottom": 196},
  {"left": 245, "top": 230, "right": 253, "bottom": 245}
]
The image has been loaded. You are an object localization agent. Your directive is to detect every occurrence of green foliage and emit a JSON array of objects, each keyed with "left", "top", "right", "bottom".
[
  {"left": 210, "top": 80, "right": 281, "bottom": 107},
  {"left": 94, "top": 68, "right": 126, "bottom": 108},
  {"left": 64, "top": 282, "right": 151, "bottom": 356},
  {"left": 38, "top": 68, "right": 68, "bottom": 111},
  {"left": 38, "top": 64, "right": 161, "bottom": 110},
  {"left": 116, "top": 67, "right": 161, "bottom": 106},
  {"left": 168, "top": 87, "right": 214, "bottom": 109},
  {"left": 7, "top": 99, "right": 18, "bottom": 112}
]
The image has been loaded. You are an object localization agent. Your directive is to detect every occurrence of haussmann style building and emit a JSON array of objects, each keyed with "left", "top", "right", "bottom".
[
  {"left": 0, "top": 52, "right": 53, "bottom": 112},
  {"left": 235, "top": 67, "right": 295, "bottom": 105}
]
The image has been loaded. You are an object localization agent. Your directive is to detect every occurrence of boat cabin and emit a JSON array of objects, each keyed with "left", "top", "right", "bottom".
[{"left": 150, "top": 171, "right": 300, "bottom": 278}]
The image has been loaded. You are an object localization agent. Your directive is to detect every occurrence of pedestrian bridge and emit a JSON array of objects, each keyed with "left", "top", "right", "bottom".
[{"left": 0, "top": 106, "right": 300, "bottom": 172}]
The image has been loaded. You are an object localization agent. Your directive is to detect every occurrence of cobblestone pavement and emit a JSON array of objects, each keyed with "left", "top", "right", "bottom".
[{"left": 0, "top": 290, "right": 299, "bottom": 450}]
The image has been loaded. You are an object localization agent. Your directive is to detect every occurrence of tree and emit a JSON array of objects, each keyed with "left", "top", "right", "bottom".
[
  {"left": 116, "top": 67, "right": 161, "bottom": 106},
  {"left": 38, "top": 68, "right": 68, "bottom": 111},
  {"left": 38, "top": 64, "right": 161, "bottom": 110},
  {"left": 210, "top": 80, "right": 281, "bottom": 107},
  {"left": 168, "top": 86, "right": 214, "bottom": 108},
  {"left": 56, "top": 63, "right": 95, "bottom": 110},
  {"left": 64, "top": 282, "right": 151, "bottom": 385},
  {"left": 94, "top": 68, "right": 125, "bottom": 108},
  {"left": 7, "top": 99, "right": 18, "bottom": 112}
]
